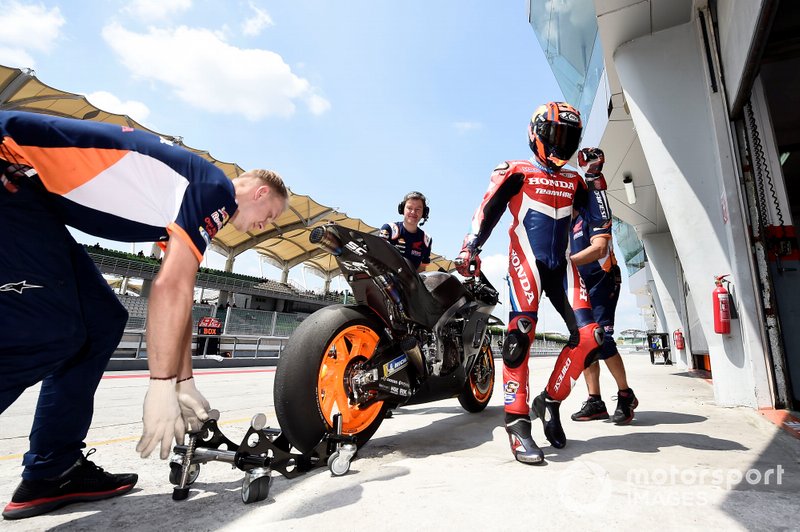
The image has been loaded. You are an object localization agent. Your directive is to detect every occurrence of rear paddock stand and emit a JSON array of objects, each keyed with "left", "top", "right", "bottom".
[{"left": 170, "top": 410, "right": 357, "bottom": 504}]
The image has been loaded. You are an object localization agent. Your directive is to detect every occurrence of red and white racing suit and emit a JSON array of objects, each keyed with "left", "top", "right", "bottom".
[{"left": 466, "top": 157, "right": 611, "bottom": 414}]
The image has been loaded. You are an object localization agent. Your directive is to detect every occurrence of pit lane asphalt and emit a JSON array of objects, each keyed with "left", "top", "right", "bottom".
[{"left": 2, "top": 352, "right": 799, "bottom": 531}]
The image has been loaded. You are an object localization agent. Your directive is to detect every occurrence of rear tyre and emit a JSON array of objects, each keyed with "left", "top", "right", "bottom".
[
  {"left": 274, "top": 305, "right": 389, "bottom": 454},
  {"left": 458, "top": 340, "right": 495, "bottom": 413}
]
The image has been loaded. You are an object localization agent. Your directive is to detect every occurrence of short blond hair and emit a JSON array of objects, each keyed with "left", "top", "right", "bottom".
[{"left": 237, "top": 169, "right": 288, "bottom": 199}]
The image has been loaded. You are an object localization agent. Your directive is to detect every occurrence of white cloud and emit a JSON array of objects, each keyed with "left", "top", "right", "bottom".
[
  {"left": 0, "top": 46, "right": 35, "bottom": 69},
  {"left": 0, "top": 1, "right": 64, "bottom": 67},
  {"left": 453, "top": 121, "right": 482, "bottom": 133},
  {"left": 306, "top": 92, "right": 331, "bottom": 115},
  {"left": 101, "top": 22, "right": 330, "bottom": 121},
  {"left": 241, "top": 2, "right": 274, "bottom": 37},
  {"left": 123, "top": 0, "right": 191, "bottom": 21},
  {"left": 86, "top": 91, "right": 151, "bottom": 124}
]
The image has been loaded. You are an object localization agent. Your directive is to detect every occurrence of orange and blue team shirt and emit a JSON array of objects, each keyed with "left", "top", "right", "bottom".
[
  {"left": 0, "top": 111, "right": 237, "bottom": 262},
  {"left": 570, "top": 213, "right": 615, "bottom": 284},
  {"left": 379, "top": 221, "right": 432, "bottom": 269}
]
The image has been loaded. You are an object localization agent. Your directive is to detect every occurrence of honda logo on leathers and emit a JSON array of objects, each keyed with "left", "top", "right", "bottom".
[
  {"left": 527, "top": 177, "right": 575, "bottom": 190},
  {"left": 510, "top": 250, "right": 535, "bottom": 305}
]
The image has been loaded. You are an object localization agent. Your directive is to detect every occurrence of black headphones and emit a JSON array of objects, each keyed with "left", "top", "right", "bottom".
[{"left": 398, "top": 191, "right": 430, "bottom": 225}]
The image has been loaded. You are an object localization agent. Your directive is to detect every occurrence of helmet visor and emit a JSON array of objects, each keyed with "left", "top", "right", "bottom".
[{"left": 536, "top": 121, "right": 582, "bottom": 161}]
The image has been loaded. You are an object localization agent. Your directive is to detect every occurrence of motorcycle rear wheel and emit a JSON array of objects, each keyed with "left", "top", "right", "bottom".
[
  {"left": 457, "top": 341, "right": 495, "bottom": 413},
  {"left": 274, "top": 305, "right": 389, "bottom": 454}
]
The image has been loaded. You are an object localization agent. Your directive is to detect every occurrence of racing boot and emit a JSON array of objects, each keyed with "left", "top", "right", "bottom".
[
  {"left": 612, "top": 388, "right": 639, "bottom": 425},
  {"left": 531, "top": 391, "right": 566, "bottom": 449},
  {"left": 505, "top": 414, "right": 544, "bottom": 464},
  {"left": 571, "top": 395, "right": 610, "bottom": 421}
]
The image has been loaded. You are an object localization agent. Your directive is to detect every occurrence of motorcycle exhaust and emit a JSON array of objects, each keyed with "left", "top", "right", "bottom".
[
  {"left": 310, "top": 226, "right": 343, "bottom": 255},
  {"left": 400, "top": 336, "right": 425, "bottom": 375}
]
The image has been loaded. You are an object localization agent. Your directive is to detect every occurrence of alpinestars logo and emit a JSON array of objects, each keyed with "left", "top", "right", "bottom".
[{"left": 0, "top": 281, "right": 43, "bottom": 294}]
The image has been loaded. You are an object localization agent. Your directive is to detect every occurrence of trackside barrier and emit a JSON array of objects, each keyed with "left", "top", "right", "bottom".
[{"left": 115, "top": 331, "right": 289, "bottom": 360}]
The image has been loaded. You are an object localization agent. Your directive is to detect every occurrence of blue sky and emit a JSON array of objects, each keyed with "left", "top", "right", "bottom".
[{"left": 0, "top": 0, "right": 646, "bottom": 334}]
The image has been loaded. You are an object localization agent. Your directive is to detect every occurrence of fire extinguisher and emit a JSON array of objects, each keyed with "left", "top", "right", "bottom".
[
  {"left": 713, "top": 274, "right": 731, "bottom": 335},
  {"left": 673, "top": 329, "right": 685, "bottom": 350}
]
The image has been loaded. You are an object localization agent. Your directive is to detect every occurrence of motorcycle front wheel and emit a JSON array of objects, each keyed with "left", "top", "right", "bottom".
[
  {"left": 274, "top": 305, "right": 389, "bottom": 454},
  {"left": 457, "top": 340, "right": 495, "bottom": 413}
]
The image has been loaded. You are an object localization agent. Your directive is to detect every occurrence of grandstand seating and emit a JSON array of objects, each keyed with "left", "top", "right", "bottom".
[
  {"left": 86, "top": 244, "right": 352, "bottom": 304},
  {"left": 117, "top": 294, "right": 148, "bottom": 330},
  {"left": 116, "top": 293, "right": 310, "bottom": 339}
]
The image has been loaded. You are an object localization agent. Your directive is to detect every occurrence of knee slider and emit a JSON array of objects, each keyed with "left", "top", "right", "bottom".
[{"left": 502, "top": 330, "right": 530, "bottom": 369}]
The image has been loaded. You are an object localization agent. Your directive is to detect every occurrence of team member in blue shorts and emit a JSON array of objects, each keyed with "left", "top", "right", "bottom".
[
  {"left": 568, "top": 148, "right": 638, "bottom": 425},
  {"left": 380, "top": 191, "right": 432, "bottom": 272},
  {"left": 0, "top": 111, "right": 288, "bottom": 519}
]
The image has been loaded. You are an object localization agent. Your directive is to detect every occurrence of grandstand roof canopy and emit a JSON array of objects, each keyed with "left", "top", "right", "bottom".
[{"left": 0, "top": 65, "right": 455, "bottom": 277}]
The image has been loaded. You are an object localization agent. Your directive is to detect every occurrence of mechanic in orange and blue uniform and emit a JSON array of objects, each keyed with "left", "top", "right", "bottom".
[
  {"left": 457, "top": 102, "right": 611, "bottom": 464},
  {"left": 568, "top": 148, "right": 638, "bottom": 426},
  {"left": 380, "top": 191, "right": 432, "bottom": 272},
  {"left": 0, "top": 110, "right": 288, "bottom": 519}
]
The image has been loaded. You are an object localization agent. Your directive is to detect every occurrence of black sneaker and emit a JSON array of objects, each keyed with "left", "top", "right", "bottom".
[
  {"left": 505, "top": 415, "right": 544, "bottom": 464},
  {"left": 531, "top": 391, "right": 566, "bottom": 449},
  {"left": 2, "top": 449, "right": 138, "bottom": 520},
  {"left": 612, "top": 389, "right": 639, "bottom": 425},
  {"left": 571, "top": 396, "right": 610, "bottom": 421}
]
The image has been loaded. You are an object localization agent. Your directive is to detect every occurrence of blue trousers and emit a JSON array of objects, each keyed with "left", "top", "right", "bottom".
[
  {"left": 0, "top": 183, "right": 127, "bottom": 480},
  {"left": 585, "top": 264, "right": 622, "bottom": 360}
]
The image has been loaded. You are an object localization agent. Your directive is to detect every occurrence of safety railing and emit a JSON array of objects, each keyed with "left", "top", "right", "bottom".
[{"left": 115, "top": 331, "right": 288, "bottom": 360}]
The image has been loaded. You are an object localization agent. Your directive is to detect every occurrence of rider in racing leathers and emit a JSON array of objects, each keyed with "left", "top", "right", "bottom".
[{"left": 456, "top": 102, "right": 611, "bottom": 464}]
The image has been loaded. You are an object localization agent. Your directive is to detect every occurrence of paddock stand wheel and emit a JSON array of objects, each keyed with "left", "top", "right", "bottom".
[
  {"left": 327, "top": 413, "right": 357, "bottom": 477},
  {"left": 169, "top": 459, "right": 200, "bottom": 486},
  {"left": 241, "top": 467, "right": 272, "bottom": 504}
]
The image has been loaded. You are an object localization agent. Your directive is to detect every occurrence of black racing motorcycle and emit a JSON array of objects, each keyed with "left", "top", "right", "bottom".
[{"left": 274, "top": 224, "right": 500, "bottom": 454}]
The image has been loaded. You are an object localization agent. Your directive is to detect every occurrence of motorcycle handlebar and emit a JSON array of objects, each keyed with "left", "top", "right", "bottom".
[{"left": 453, "top": 257, "right": 478, "bottom": 275}]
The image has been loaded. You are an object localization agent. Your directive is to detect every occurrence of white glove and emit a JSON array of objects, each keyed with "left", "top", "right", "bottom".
[
  {"left": 176, "top": 377, "right": 211, "bottom": 432},
  {"left": 136, "top": 378, "right": 184, "bottom": 459}
]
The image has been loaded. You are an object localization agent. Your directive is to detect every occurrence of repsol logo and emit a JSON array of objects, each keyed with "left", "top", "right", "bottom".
[
  {"left": 553, "top": 358, "right": 571, "bottom": 392},
  {"left": 510, "top": 250, "right": 535, "bottom": 305},
  {"left": 527, "top": 177, "right": 575, "bottom": 190}
]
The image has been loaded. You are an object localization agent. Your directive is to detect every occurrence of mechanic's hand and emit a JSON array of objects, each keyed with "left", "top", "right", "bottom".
[
  {"left": 136, "top": 378, "right": 184, "bottom": 459},
  {"left": 176, "top": 376, "right": 211, "bottom": 432},
  {"left": 455, "top": 248, "right": 481, "bottom": 277},
  {"left": 1, "top": 163, "right": 37, "bottom": 193},
  {"left": 578, "top": 147, "right": 605, "bottom": 177}
]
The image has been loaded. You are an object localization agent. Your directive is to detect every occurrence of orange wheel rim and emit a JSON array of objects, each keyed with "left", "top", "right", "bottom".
[
  {"left": 317, "top": 324, "right": 383, "bottom": 434},
  {"left": 470, "top": 345, "right": 494, "bottom": 401}
]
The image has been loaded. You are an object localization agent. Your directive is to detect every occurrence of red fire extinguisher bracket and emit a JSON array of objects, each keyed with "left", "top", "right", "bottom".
[{"left": 713, "top": 274, "right": 731, "bottom": 335}]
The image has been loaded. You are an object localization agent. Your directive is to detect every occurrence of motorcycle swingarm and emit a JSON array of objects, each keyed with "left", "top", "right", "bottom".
[
  {"left": 169, "top": 409, "right": 357, "bottom": 504},
  {"left": 351, "top": 349, "right": 416, "bottom": 405}
]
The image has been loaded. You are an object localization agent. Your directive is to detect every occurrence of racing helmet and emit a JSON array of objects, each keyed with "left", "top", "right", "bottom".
[
  {"left": 528, "top": 102, "right": 582, "bottom": 170},
  {"left": 398, "top": 191, "right": 429, "bottom": 225}
]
